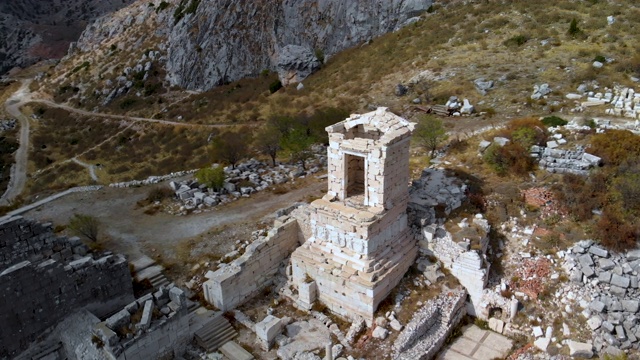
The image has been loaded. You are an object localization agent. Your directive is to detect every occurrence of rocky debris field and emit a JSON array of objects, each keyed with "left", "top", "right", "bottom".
[
  {"left": 563, "top": 242, "right": 640, "bottom": 352},
  {"left": 165, "top": 154, "right": 326, "bottom": 215}
]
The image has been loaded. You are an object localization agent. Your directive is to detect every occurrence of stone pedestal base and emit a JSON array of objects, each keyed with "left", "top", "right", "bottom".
[{"left": 290, "top": 228, "right": 417, "bottom": 322}]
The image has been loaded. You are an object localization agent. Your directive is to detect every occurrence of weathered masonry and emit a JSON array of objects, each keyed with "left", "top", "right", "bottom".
[{"left": 289, "top": 107, "right": 418, "bottom": 321}]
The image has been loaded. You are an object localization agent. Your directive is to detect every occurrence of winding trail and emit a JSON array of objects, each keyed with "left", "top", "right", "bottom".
[
  {"left": 72, "top": 158, "right": 99, "bottom": 182},
  {"left": 0, "top": 80, "right": 254, "bottom": 205},
  {"left": 29, "top": 98, "right": 236, "bottom": 128},
  {"left": 0, "top": 80, "right": 32, "bottom": 206}
]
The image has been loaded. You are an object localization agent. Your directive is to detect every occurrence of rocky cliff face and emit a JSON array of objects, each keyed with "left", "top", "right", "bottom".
[
  {"left": 0, "top": 0, "right": 136, "bottom": 75},
  {"left": 68, "top": 0, "right": 432, "bottom": 95},
  {"left": 165, "top": 0, "right": 433, "bottom": 90}
]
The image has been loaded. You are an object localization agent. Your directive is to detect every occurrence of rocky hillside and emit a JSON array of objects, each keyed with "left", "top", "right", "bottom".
[
  {"left": 56, "top": 0, "right": 432, "bottom": 96},
  {"left": 0, "top": 0, "right": 136, "bottom": 75}
]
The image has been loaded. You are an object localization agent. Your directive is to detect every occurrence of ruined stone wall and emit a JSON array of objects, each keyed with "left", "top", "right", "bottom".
[
  {"left": 394, "top": 289, "right": 467, "bottom": 360},
  {"left": 0, "top": 216, "right": 134, "bottom": 359},
  {"left": 0, "top": 216, "right": 87, "bottom": 268},
  {"left": 203, "top": 218, "right": 301, "bottom": 311},
  {"left": 0, "top": 255, "right": 134, "bottom": 358}
]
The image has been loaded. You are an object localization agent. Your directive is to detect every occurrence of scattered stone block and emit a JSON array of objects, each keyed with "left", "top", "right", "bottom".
[
  {"left": 168, "top": 286, "right": 186, "bottom": 307},
  {"left": 568, "top": 340, "right": 593, "bottom": 358},
  {"left": 494, "top": 137, "right": 510, "bottom": 147},
  {"left": 620, "top": 300, "right": 639, "bottom": 313},
  {"left": 533, "top": 326, "right": 544, "bottom": 337},
  {"left": 105, "top": 309, "right": 131, "bottom": 331},
  {"left": 489, "top": 318, "right": 504, "bottom": 334},
  {"left": 579, "top": 254, "right": 594, "bottom": 267},
  {"left": 390, "top": 319, "right": 403, "bottom": 332},
  {"left": 589, "top": 300, "right": 606, "bottom": 313},
  {"left": 372, "top": 326, "right": 389, "bottom": 340},
  {"left": 627, "top": 249, "right": 640, "bottom": 261},
  {"left": 588, "top": 316, "right": 602, "bottom": 330},
  {"left": 611, "top": 282, "right": 628, "bottom": 297},
  {"left": 589, "top": 246, "right": 609, "bottom": 258},
  {"left": 256, "top": 315, "right": 283, "bottom": 351},
  {"left": 534, "top": 336, "right": 550, "bottom": 352},
  {"left": 139, "top": 299, "right": 153, "bottom": 331}
]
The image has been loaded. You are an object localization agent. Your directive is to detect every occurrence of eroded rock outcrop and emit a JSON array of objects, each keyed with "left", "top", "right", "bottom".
[{"left": 0, "top": 0, "right": 136, "bottom": 75}]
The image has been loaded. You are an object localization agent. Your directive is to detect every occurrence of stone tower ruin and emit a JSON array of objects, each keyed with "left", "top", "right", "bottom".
[{"left": 289, "top": 107, "right": 418, "bottom": 321}]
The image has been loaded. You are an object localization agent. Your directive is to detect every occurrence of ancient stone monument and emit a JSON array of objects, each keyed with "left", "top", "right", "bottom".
[{"left": 289, "top": 107, "right": 418, "bottom": 321}]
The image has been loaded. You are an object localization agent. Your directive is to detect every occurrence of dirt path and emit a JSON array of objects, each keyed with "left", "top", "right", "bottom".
[
  {"left": 23, "top": 177, "right": 326, "bottom": 262},
  {"left": 29, "top": 98, "right": 240, "bottom": 128},
  {"left": 0, "top": 80, "right": 32, "bottom": 206}
]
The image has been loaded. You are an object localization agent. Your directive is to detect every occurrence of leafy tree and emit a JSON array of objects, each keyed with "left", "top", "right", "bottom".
[
  {"left": 281, "top": 127, "right": 315, "bottom": 170},
  {"left": 196, "top": 166, "right": 225, "bottom": 190},
  {"left": 254, "top": 124, "right": 282, "bottom": 166},
  {"left": 483, "top": 142, "right": 535, "bottom": 176},
  {"left": 68, "top": 214, "right": 100, "bottom": 242},
  {"left": 307, "top": 107, "right": 349, "bottom": 144},
  {"left": 267, "top": 115, "right": 297, "bottom": 137},
  {"left": 209, "top": 127, "right": 253, "bottom": 169},
  {"left": 414, "top": 115, "right": 448, "bottom": 157}
]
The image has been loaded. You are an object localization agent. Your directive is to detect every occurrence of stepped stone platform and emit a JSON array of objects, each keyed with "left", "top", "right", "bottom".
[{"left": 290, "top": 108, "right": 418, "bottom": 322}]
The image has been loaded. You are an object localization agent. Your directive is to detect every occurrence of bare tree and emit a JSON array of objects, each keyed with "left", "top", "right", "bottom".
[{"left": 68, "top": 213, "right": 100, "bottom": 242}]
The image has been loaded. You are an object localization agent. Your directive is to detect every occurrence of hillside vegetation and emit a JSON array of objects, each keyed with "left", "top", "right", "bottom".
[{"left": 13, "top": 0, "right": 640, "bottom": 250}]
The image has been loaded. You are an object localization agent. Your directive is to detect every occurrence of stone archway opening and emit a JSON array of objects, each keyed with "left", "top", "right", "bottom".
[{"left": 345, "top": 153, "right": 365, "bottom": 199}]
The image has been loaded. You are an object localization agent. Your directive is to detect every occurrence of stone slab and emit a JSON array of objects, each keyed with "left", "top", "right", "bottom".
[
  {"left": 219, "top": 341, "right": 254, "bottom": 360},
  {"left": 439, "top": 325, "right": 512, "bottom": 360}
]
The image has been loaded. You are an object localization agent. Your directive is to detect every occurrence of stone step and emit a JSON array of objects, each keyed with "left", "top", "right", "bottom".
[
  {"left": 130, "top": 255, "right": 156, "bottom": 273},
  {"left": 148, "top": 273, "right": 170, "bottom": 288},
  {"left": 187, "top": 300, "right": 201, "bottom": 313},
  {"left": 219, "top": 341, "right": 254, "bottom": 360},
  {"left": 30, "top": 341, "right": 62, "bottom": 359},
  {"left": 135, "top": 264, "right": 164, "bottom": 282},
  {"left": 198, "top": 321, "right": 234, "bottom": 342},
  {"left": 195, "top": 315, "right": 238, "bottom": 352}
]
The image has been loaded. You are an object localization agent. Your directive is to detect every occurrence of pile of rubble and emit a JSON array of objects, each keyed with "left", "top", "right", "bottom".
[
  {"left": 521, "top": 187, "right": 568, "bottom": 219},
  {"left": 0, "top": 119, "right": 16, "bottom": 132},
  {"left": 513, "top": 257, "right": 552, "bottom": 300},
  {"left": 562, "top": 241, "right": 640, "bottom": 352},
  {"left": 110, "top": 170, "right": 197, "bottom": 188},
  {"left": 566, "top": 83, "right": 640, "bottom": 119},
  {"left": 408, "top": 169, "right": 467, "bottom": 226},
  {"left": 169, "top": 157, "right": 325, "bottom": 211},
  {"left": 530, "top": 145, "right": 601, "bottom": 176}
]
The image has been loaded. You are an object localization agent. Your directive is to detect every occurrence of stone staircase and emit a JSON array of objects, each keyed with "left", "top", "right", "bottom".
[
  {"left": 194, "top": 314, "right": 238, "bottom": 352},
  {"left": 130, "top": 256, "right": 170, "bottom": 290},
  {"left": 29, "top": 341, "right": 62, "bottom": 360},
  {"left": 147, "top": 270, "right": 170, "bottom": 288}
]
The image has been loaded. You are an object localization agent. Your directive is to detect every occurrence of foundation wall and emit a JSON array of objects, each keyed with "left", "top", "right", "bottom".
[
  {"left": 291, "top": 229, "right": 417, "bottom": 320},
  {"left": 0, "top": 255, "right": 133, "bottom": 358},
  {"left": 203, "top": 218, "right": 301, "bottom": 311}
]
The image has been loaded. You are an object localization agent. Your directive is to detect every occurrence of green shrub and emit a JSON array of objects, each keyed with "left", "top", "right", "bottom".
[
  {"left": 269, "top": 80, "right": 283, "bottom": 94},
  {"left": 568, "top": 18, "right": 582, "bottom": 37},
  {"left": 541, "top": 116, "right": 568, "bottom": 127},
  {"left": 483, "top": 142, "right": 535, "bottom": 176},
  {"left": 196, "top": 166, "right": 225, "bottom": 191},
  {"left": 119, "top": 98, "right": 138, "bottom": 109},
  {"left": 503, "top": 35, "right": 529, "bottom": 47},
  {"left": 593, "top": 55, "right": 606, "bottom": 63},
  {"left": 72, "top": 61, "right": 90, "bottom": 73},
  {"left": 156, "top": 1, "right": 169, "bottom": 12}
]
